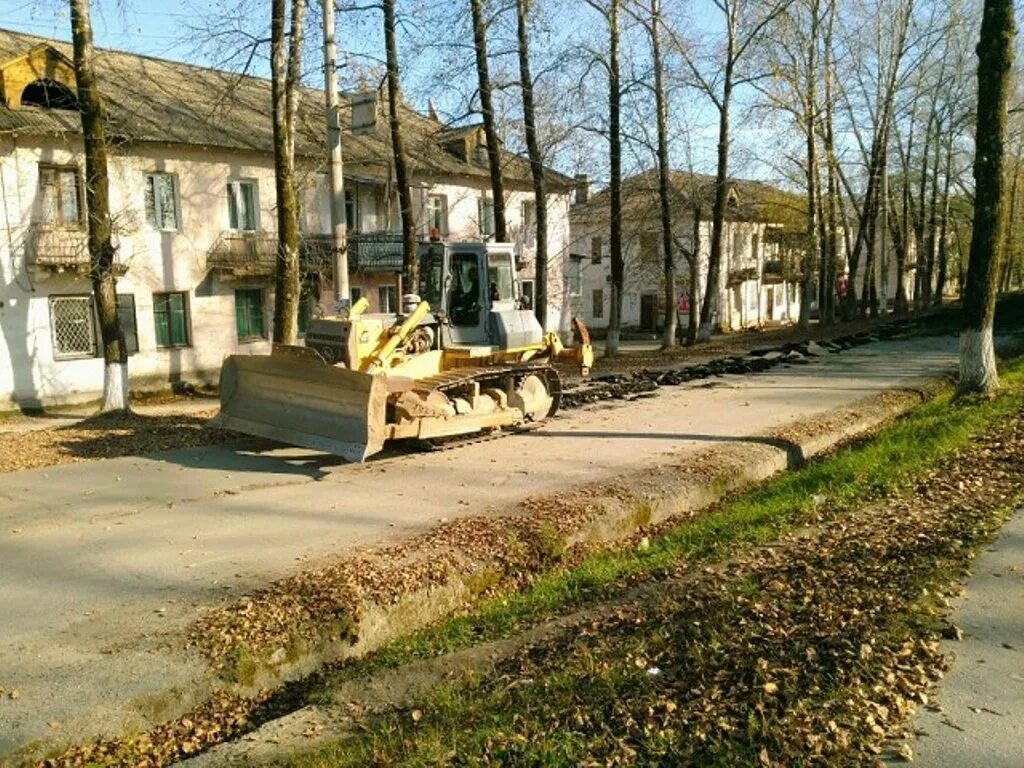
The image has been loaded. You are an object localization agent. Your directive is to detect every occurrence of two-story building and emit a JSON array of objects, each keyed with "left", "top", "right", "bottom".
[
  {"left": 568, "top": 170, "right": 806, "bottom": 335},
  {"left": 0, "top": 28, "right": 574, "bottom": 411}
]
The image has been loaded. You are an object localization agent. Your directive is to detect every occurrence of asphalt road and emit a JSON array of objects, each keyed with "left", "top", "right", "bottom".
[{"left": 0, "top": 334, "right": 965, "bottom": 761}]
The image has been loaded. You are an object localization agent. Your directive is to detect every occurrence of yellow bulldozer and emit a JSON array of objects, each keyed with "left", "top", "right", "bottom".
[{"left": 212, "top": 241, "right": 593, "bottom": 462}]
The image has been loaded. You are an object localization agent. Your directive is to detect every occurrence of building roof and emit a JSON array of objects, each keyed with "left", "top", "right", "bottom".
[
  {"left": 0, "top": 28, "right": 572, "bottom": 190},
  {"left": 570, "top": 169, "right": 806, "bottom": 229}
]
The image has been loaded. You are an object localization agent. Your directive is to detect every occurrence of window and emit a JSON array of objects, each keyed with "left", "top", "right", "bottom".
[
  {"left": 117, "top": 294, "right": 139, "bottom": 355},
  {"left": 520, "top": 279, "right": 535, "bottom": 310},
  {"left": 591, "top": 236, "right": 602, "bottom": 265},
  {"left": 49, "top": 295, "right": 95, "bottom": 359},
  {"left": 234, "top": 289, "right": 265, "bottom": 341},
  {"left": 449, "top": 251, "right": 482, "bottom": 327},
  {"left": 345, "top": 189, "right": 357, "bottom": 231},
  {"left": 351, "top": 286, "right": 364, "bottom": 303},
  {"left": 378, "top": 284, "right": 397, "bottom": 314},
  {"left": 153, "top": 292, "right": 190, "bottom": 348},
  {"left": 297, "top": 282, "right": 318, "bottom": 335},
  {"left": 487, "top": 250, "right": 515, "bottom": 303},
  {"left": 21, "top": 79, "right": 77, "bottom": 110},
  {"left": 592, "top": 288, "right": 604, "bottom": 319},
  {"left": 567, "top": 260, "right": 583, "bottom": 297},
  {"left": 521, "top": 199, "right": 536, "bottom": 246},
  {"left": 732, "top": 230, "right": 744, "bottom": 265},
  {"left": 427, "top": 194, "right": 448, "bottom": 236},
  {"left": 39, "top": 165, "right": 81, "bottom": 228},
  {"left": 227, "top": 180, "right": 258, "bottom": 231},
  {"left": 751, "top": 232, "right": 760, "bottom": 261},
  {"left": 478, "top": 197, "right": 495, "bottom": 238},
  {"left": 144, "top": 173, "right": 179, "bottom": 231}
]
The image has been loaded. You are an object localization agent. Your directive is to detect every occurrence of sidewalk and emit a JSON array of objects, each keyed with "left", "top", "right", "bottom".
[{"left": 886, "top": 508, "right": 1024, "bottom": 767}]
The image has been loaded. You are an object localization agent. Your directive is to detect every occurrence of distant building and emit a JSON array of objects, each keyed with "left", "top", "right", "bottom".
[
  {"left": 568, "top": 170, "right": 807, "bottom": 335},
  {"left": 0, "top": 29, "right": 574, "bottom": 411}
]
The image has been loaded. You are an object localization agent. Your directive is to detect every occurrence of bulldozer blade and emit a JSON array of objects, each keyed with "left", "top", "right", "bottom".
[{"left": 212, "top": 352, "right": 388, "bottom": 462}]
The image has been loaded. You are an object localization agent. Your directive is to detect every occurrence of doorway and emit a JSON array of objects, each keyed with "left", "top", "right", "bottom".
[{"left": 640, "top": 293, "right": 657, "bottom": 332}]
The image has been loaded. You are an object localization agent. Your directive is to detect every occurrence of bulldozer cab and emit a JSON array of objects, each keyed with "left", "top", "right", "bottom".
[{"left": 419, "top": 242, "right": 520, "bottom": 347}]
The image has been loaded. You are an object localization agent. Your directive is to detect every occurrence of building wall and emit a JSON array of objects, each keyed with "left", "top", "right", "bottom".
[{"left": 0, "top": 135, "right": 572, "bottom": 410}]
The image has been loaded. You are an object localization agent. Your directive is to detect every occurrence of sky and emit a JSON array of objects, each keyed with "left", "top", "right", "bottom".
[{"left": 0, "top": 0, "right": 778, "bottom": 184}]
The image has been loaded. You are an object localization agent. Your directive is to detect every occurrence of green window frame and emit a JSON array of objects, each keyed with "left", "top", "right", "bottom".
[
  {"left": 153, "top": 292, "right": 189, "bottom": 348},
  {"left": 117, "top": 294, "right": 139, "bottom": 355},
  {"left": 234, "top": 288, "right": 265, "bottom": 341}
]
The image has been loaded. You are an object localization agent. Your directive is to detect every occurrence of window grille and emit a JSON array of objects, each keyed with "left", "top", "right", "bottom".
[{"left": 50, "top": 295, "right": 96, "bottom": 359}]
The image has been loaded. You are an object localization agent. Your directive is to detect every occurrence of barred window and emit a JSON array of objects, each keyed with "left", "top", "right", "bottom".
[
  {"left": 50, "top": 295, "right": 96, "bottom": 359},
  {"left": 592, "top": 288, "right": 604, "bottom": 319}
]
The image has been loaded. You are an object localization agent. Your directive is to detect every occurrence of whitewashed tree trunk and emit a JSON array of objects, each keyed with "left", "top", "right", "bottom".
[
  {"left": 958, "top": 329, "right": 999, "bottom": 394},
  {"left": 102, "top": 362, "right": 129, "bottom": 412}
]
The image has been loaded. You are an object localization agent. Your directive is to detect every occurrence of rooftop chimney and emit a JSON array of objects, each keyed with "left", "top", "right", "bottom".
[
  {"left": 573, "top": 174, "right": 590, "bottom": 205},
  {"left": 350, "top": 90, "right": 380, "bottom": 134}
]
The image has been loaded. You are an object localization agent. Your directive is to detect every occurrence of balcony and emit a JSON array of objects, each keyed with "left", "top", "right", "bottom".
[
  {"left": 762, "top": 259, "right": 793, "bottom": 285},
  {"left": 26, "top": 224, "right": 127, "bottom": 277},
  {"left": 348, "top": 232, "right": 409, "bottom": 272},
  {"left": 207, "top": 232, "right": 278, "bottom": 279},
  {"left": 726, "top": 266, "right": 759, "bottom": 287}
]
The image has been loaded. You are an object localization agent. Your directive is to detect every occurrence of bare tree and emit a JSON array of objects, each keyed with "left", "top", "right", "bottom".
[
  {"left": 270, "top": 0, "right": 306, "bottom": 344},
  {"left": 958, "top": 0, "right": 1014, "bottom": 395},
  {"left": 515, "top": 0, "right": 549, "bottom": 327},
  {"left": 759, "top": 0, "right": 826, "bottom": 333},
  {"left": 676, "top": 0, "right": 793, "bottom": 342},
  {"left": 383, "top": 0, "right": 418, "bottom": 293},
  {"left": 834, "top": 0, "right": 918, "bottom": 319},
  {"left": 69, "top": 0, "right": 129, "bottom": 413},
  {"left": 627, "top": 0, "right": 678, "bottom": 347},
  {"left": 470, "top": 0, "right": 508, "bottom": 242},
  {"left": 584, "top": 0, "right": 625, "bottom": 355}
]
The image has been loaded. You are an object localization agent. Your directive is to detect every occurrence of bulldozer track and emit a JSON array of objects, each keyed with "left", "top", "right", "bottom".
[{"left": 411, "top": 362, "right": 562, "bottom": 453}]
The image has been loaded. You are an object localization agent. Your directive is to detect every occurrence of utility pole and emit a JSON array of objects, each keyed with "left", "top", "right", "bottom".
[{"left": 323, "top": 0, "right": 349, "bottom": 309}]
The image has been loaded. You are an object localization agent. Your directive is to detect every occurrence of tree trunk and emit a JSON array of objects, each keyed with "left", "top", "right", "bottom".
[
  {"left": 647, "top": 0, "right": 676, "bottom": 349},
  {"left": 801, "top": 3, "right": 819, "bottom": 334},
  {"left": 470, "top": 0, "right": 507, "bottom": 242},
  {"left": 699, "top": 68, "right": 732, "bottom": 342},
  {"left": 383, "top": 0, "right": 418, "bottom": 294},
  {"left": 270, "top": 0, "right": 305, "bottom": 344},
  {"left": 959, "top": 0, "right": 1014, "bottom": 396},
  {"left": 515, "top": 0, "right": 548, "bottom": 329},
  {"left": 821, "top": 0, "right": 839, "bottom": 326},
  {"left": 687, "top": 206, "right": 701, "bottom": 345},
  {"left": 923, "top": 119, "right": 943, "bottom": 306},
  {"left": 70, "top": 0, "right": 128, "bottom": 413},
  {"left": 606, "top": 0, "right": 624, "bottom": 355}
]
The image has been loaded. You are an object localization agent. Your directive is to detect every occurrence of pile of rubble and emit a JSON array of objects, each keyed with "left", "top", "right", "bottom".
[{"left": 562, "top": 324, "right": 909, "bottom": 409}]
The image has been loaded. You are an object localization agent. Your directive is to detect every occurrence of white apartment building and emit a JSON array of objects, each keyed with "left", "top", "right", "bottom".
[
  {"left": 0, "top": 29, "right": 574, "bottom": 411},
  {"left": 568, "top": 170, "right": 805, "bottom": 335}
]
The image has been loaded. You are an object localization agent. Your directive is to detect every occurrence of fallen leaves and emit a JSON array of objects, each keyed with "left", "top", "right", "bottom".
[{"left": 0, "top": 409, "right": 227, "bottom": 474}]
